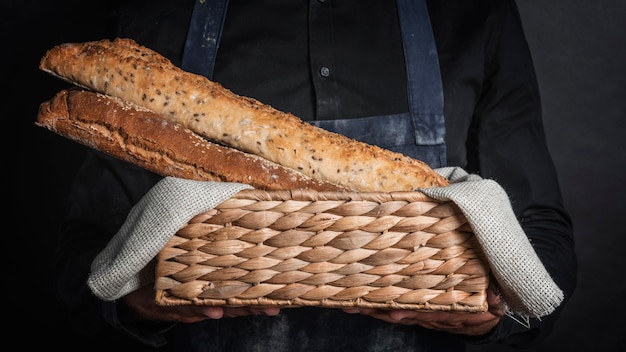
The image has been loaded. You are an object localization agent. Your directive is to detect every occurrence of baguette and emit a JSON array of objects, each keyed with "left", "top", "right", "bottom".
[
  {"left": 39, "top": 38, "right": 449, "bottom": 191},
  {"left": 36, "top": 89, "right": 350, "bottom": 191}
]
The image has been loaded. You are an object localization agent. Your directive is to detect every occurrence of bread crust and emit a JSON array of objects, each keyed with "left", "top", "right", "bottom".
[
  {"left": 36, "top": 89, "right": 350, "bottom": 191},
  {"left": 40, "top": 38, "right": 449, "bottom": 191}
]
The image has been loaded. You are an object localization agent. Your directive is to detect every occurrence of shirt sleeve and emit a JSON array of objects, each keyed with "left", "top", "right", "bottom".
[
  {"left": 465, "top": 0, "right": 577, "bottom": 347},
  {"left": 54, "top": 150, "right": 172, "bottom": 347}
]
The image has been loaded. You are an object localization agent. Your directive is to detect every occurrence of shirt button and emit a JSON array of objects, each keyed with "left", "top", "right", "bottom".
[{"left": 320, "top": 66, "right": 330, "bottom": 77}]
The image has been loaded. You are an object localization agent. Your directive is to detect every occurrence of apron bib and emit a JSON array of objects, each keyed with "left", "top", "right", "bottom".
[{"left": 182, "top": 0, "right": 446, "bottom": 168}]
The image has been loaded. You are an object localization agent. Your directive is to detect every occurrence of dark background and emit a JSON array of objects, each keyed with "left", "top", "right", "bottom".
[{"left": 5, "top": 0, "right": 625, "bottom": 350}]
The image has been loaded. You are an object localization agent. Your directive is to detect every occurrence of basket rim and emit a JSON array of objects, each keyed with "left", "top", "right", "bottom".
[{"left": 233, "top": 188, "right": 442, "bottom": 203}]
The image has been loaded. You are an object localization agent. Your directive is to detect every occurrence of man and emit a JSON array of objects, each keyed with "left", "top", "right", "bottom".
[{"left": 55, "top": 0, "right": 577, "bottom": 350}]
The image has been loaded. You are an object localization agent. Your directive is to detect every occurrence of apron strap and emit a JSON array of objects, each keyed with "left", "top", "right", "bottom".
[
  {"left": 182, "top": 0, "right": 229, "bottom": 78},
  {"left": 397, "top": 0, "right": 446, "bottom": 150}
]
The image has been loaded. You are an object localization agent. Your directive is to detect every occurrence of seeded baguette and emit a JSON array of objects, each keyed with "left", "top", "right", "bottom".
[
  {"left": 36, "top": 89, "right": 350, "bottom": 191},
  {"left": 40, "top": 38, "right": 449, "bottom": 191}
]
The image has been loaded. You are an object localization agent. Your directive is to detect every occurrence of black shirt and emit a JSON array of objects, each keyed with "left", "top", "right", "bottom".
[
  {"left": 213, "top": 0, "right": 408, "bottom": 121},
  {"left": 55, "top": 0, "right": 577, "bottom": 349}
]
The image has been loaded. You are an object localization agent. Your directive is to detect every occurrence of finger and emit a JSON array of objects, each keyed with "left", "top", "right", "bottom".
[
  {"left": 172, "top": 306, "right": 225, "bottom": 323},
  {"left": 199, "top": 306, "right": 226, "bottom": 319},
  {"left": 387, "top": 310, "right": 419, "bottom": 322},
  {"left": 258, "top": 307, "right": 281, "bottom": 316},
  {"left": 342, "top": 308, "right": 360, "bottom": 314}
]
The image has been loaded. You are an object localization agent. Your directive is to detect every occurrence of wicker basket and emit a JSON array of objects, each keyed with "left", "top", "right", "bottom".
[{"left": 154, "top": 189, "right": 490, "bottom": 312}]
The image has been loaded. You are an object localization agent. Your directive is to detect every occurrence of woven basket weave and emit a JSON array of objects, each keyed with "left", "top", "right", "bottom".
[{"left": 155, "top": 189, "right": 490, "bottom": 312}]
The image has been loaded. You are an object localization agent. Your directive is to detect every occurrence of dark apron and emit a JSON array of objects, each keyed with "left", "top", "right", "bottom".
[
  {"left": 182, "top": 0, "right": 446, "bottom": 168},
  {"left": 177, "top": 4, "right": 460, "bottom": 350}
]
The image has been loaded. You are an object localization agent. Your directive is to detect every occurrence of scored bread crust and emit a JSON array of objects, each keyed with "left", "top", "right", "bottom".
[
  {"left": 40, "top": 38, "right": 449, "bottom": 191},
  {"left": 36, "top": 89, "right": 350, "bottom": 192}
]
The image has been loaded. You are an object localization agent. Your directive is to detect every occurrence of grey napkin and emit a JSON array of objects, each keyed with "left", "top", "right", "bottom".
[
  {"left": 419, "top": 167, "right": 563, "bottom": 317},
  {"left": 87, "top": 178, "right": 251, "bottom": 301}
]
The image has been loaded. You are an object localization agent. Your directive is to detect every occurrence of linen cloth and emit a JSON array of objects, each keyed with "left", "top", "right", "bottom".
[{"left": 419, "top": 167, "right": 563, "bottom": 317}]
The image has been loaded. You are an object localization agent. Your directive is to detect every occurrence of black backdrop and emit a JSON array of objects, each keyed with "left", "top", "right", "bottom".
[{"left": 5, "top": 0, "right": 625, "bottom": 350}]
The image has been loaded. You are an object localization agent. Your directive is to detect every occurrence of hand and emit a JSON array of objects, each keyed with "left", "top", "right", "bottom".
[
  {"left": 342, "top": 287, "right": 506, "bottom": 336},
  {"left": 121, "top": 285, "right": 281, "bottom": 323}
]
